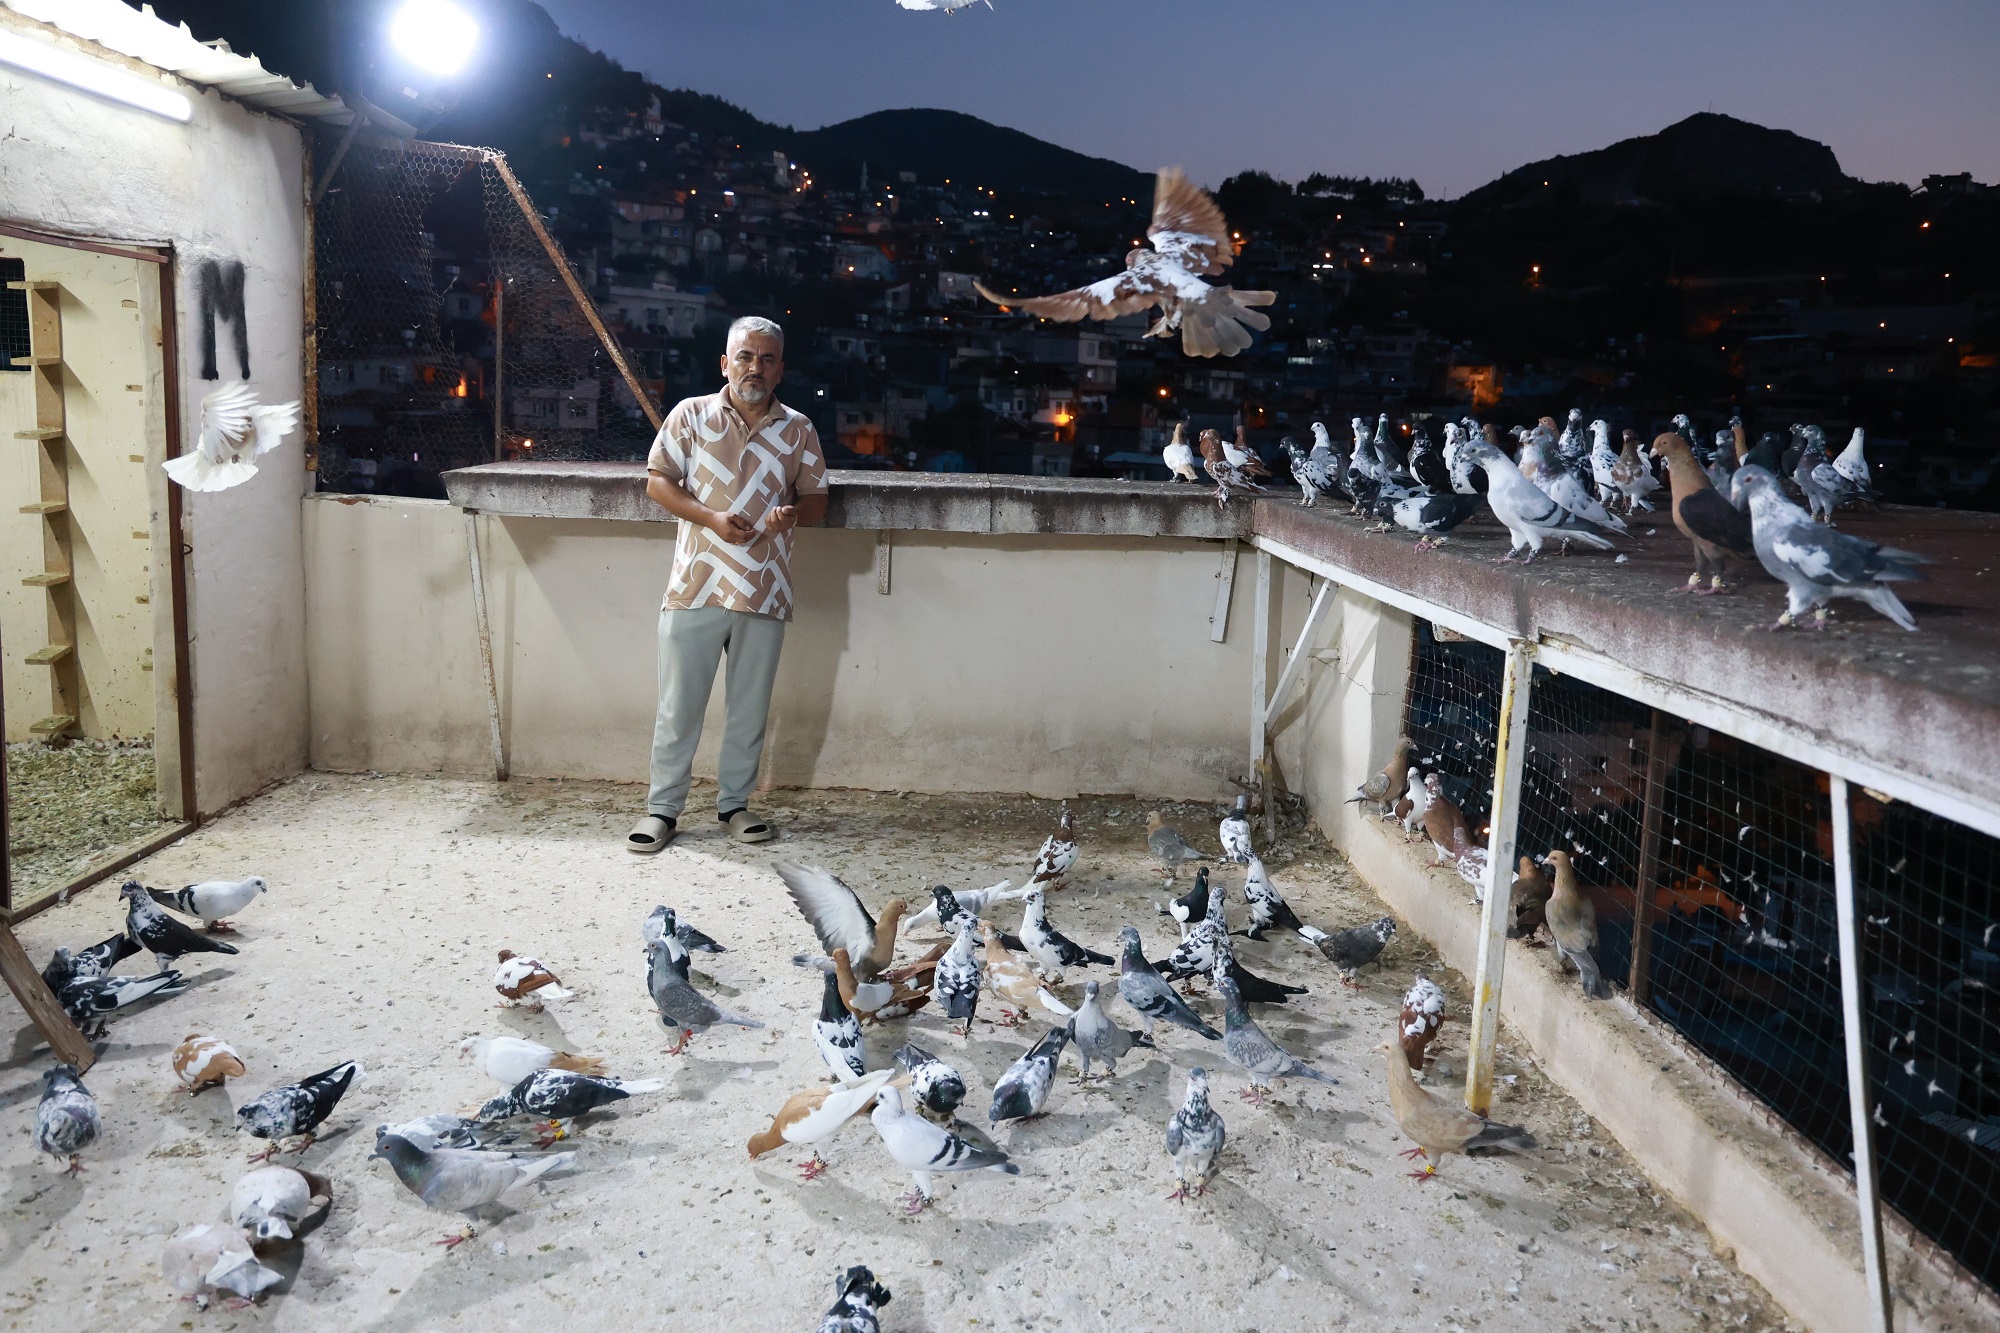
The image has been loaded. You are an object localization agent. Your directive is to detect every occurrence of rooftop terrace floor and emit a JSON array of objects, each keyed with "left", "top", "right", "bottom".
[{"left": 1, "top": 776, "right": 1789, "bottom": 1330}]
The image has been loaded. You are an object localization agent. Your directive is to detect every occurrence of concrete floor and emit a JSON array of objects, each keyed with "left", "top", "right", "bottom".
[{"left": 1, "top": 775, "right": 1793, "bottom": 1331}]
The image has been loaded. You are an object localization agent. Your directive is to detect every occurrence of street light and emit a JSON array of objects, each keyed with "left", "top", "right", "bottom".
[{"left": 389, "top": 0, "right": 480, "bottom": 78}]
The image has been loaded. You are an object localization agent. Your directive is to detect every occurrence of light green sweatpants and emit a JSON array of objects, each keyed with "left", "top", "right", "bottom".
[{"left": 647, "top": 605, "right": 787, "bottom": 819}]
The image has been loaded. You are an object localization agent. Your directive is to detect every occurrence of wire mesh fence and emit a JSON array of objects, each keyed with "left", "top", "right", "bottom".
[
  {"left": 313, "top": 140, "right": 657, "bottom": 496},
  {"left": 1402, "top": 621, "right": 1502, "bottom": 830}
]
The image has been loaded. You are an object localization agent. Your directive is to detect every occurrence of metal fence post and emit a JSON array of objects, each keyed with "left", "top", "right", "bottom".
[
  {"left": 1467, "top": 638, "right": 1535, "bottom": 1116},
  {"left": 1831, "top": 774, "right": 1896, "bottom": 1333},
  {"left": 1249, "top": 548, "right": 1272, "bottom": 772}
]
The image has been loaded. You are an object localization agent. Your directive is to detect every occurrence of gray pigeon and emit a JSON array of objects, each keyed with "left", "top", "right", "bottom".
[
  {"left": 120, "top": 881, "right": 239, "bottom": 969},
  {"left": 1468, "top": 439, "right": 1617, "bottom": 561},
  {"left": 642, "top": 903, "right": 728, "bottom": 954},
  {"left": 892, "top": 1042, "right": 966, "bottom": 1120},
  {"left": 869, "top": 1085, "right": 1019, "bottom": 1213},
  {"left": 370, "top": 1128, "right": 575, "bottom": 1248},
  {"left": 34, "top": 1064, "right": 100, "bottom": 1175},
  {"left": 1146, "top": 812, "right": 1209, "bottom": 884},
  {"left": 1069, "top": 980, "right": 1153, "bottom": 1080},
  {"left": 1300, "top": 916, "right": 1396, "bottom": 986},
  {"left": 646, "top": 935, "right": 762, "bottom": 1053},
  {"left": 1116, "top": 926, "right": 1220, "bottom": 1041},
  {"left": 1166, "top": 1066, "right": 1226, "bottom": 1200},
  {"left": 817, "top": 1264, "right": 893, "bottom": 1333},
  {"left": 1216, "top": 976, "right": 1340, "bottom": 1104},
  {"left": 1732, "top": 465, "right": 1930, "bottom": 631},
  {"left": 990, "top": 1026, "right": 1071, "bottom": 1125}
]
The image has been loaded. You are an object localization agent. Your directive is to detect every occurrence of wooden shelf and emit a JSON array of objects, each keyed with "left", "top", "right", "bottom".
[
  {"left": 14, "top": 427, "right": 63, "bottom": 440},
  {"left": 5, "top": 354, "right": 60, "bottom": 368},
  {"left": 28, "top": 715, "right": 77, "bottom": 736},
  {"left": 21, "top": 571, "right": 70, "bottom": 588},
  {"left": 5, "top": 280, "right": 59, "bottom": 292},
  {"left": 18, "top": 501, "right": 66, "bottom": 515},
  {"left": 24, "top": 644, "right": 72, "bottom": 666}
]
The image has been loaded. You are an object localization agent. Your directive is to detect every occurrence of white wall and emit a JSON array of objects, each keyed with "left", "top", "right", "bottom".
[
  {"left": 303, "top": 496, "right": 1256, "bottom": 800},
  {"left": 0, "top": 20, "right": 311, "bottom": 812}
]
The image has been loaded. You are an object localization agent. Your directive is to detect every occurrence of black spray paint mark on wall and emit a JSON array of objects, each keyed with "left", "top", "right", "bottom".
[{"left": 197, "top": 259, "right": 249, "bottom": 381}]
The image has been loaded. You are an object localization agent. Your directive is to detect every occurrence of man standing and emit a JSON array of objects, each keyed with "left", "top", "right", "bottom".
[{"left": 627, "top": 316, "right": 827, "bottom": 852}]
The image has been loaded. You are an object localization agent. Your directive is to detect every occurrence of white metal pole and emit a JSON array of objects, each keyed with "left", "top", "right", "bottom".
[
  {"left": 1249, "top": 548, "right": 1272, "bottom": 771},
  {"left": 464, "top": 510, "right": 508, "bottom": 782},
  {"left": 1831, "top": 774, "right": 1895, "bottom": 1333},
  {"left": 1466, "top": 638, "right": 1535, "bottom": 1116},
  {"left": 1262, "top": 579, "right": 1336, "bottom": 730}
]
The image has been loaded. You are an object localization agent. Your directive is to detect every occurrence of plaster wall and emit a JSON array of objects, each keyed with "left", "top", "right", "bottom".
[
  {"left": 303, "top": 495, "right": 1254, "bottom": 800},
  {"left": 0, "top": 20, "right": 311, "bottom": 812}
]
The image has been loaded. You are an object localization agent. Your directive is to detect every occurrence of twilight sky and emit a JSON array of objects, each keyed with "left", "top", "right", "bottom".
[{"left": 535, "top": 0, "right": 1998, "bottom": 198}]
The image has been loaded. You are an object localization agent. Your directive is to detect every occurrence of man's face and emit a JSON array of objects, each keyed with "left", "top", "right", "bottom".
[{"left": 722, "top": 331, "right": 783, "bottom": 406}]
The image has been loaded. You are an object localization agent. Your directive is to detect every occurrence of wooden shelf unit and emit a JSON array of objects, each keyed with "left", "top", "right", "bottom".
[{"left": 8, "top": 279, "right": 78, "bottom": 741}]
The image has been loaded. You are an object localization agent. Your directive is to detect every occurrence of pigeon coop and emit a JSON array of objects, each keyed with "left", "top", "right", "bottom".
[{"left": 1401, "top": 619, "right": 2000, "bottom": 1302}]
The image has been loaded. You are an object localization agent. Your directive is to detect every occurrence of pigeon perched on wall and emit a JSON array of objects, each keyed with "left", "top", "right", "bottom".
[
  {"left": 1507, "top": 855, "right": 1553, "bottom": 941},
  {"left": 237, "top": 1060, "right": 361, "bottom": 1161},
  {"left": 1166, "top": 1067, "right": 1226, "bottom": 1201},
  {"left": 459, "top": 1035, "right": 607, "bottom": 1087},
  {"left": 121, "top": 881, "right": 239, "bottom": 970},
  {"left": 35, "top": 1064, "right": 99, "bottom": 1175},
  {"left": 1216, "top": 976, "right": 1340, "bottom": 1104},
  {"left": 59, "top": 968, "right": 186, "bottom": 1037},
  {"left": 1376, "top": 1037, "right": 1536, "bottom": 1180},
  {"left": 147, "top": 877, "right": 266, "bottom": 932},
  {"left": 1346, "top": 736, "right": 1415, "bottom": 815},
  {"left": 748, "top": 1069, "right": 896, "bottom": 1181},
  {"left": 173, "top": 1033, "right": 247, "bottom": 1096},
  {"left": 893, "top": 1042, "right": 967, "bottom": 1120},
  {"left": 869, "top": 1084, "right": 1019, "bottom": 1212},
  {"left": 1543, "top": 850, "right": 1610, "bottom": 999},
  {"left": 1407, "top": 426, "right": 1452, "bottom": 494},
  {"left": 163, "top": 382, "right": 301, "bottom": 493},
  {"left": 1468, "top": 439, "right": 1617, "bottom": 561},
  {"left": 1116, "top": 926, "right": 1220, "bottom": 1040},
  {"left": 815, "top": 1264, "right": 893, "bottom": 1333},
  {"left": 935, "top": 919, "right": 983, "bottom": 1034},
  {"left": 647, "top": 936, "right": 763, "bottom": 1053},
  {"left": 40, "top": 932, "right": 140, "bottom": 992},
  {"left": 1284, "top": 433, "right": 1339, "bottom": 507},
  {"left": 1161, "top": 420, "right": 1200, "bottom": 482},
  {"left": 475, "top": 1068, "right": 666, "bottom": 1146},
  {"left": 1442, "top": 423, "right": 1488, "bottom": 496},
  {"left": 1224, "top": 421, "right": 1271, "bottom": 477},
  {"left": 1300, "top": 916, "right": 1396, "bottom": 986},
  {"left": 1217, "top": 794, "right": 1254, "bottom": 864},
  {"left": 1611, "top": 429, "right": 1662, "bottom": 513},
  {"left": 1399, "top": 977, "right": 1447, "bottom": 1071},
  {"left": 1733, "top": 465, "right": 1930, "bottom": 631},
  {"left": 1069, "top": 980, "right": 1154, "bottom": 1080},
  {"left": 1830, "top": 426, "right": 1874, "bottom": 501},
  {"left": 1381, "top": 489, "right": 1485, "bottom": 550},
  {"left": 989, "top": 1025, "right": 1071, "bottom": 1125},
  {"left": 1792, "top": 427, "right": 1841, "bottom": 523},
  {"left": 370, "top": 1128, "right": 575, "bottom": 1249},
  {"left": 492, "top": 950, "right": 572, "bottom": 1009},
  {"left": 976, "top": 168, "right": 1274, "bottom": 358},
  {"left": 1587, "top": 420, "right": 1622, "bottom": 505},
  {"left": 1199, "top": 428, "right": 1270, "bottom": 509},
  {"left": 1017, "top": 888, "right": 1112, "bottom": 980},
  {"left": 1421, "top": 773, "right": 1474, "bottom": 863},
  {"left": 1146, "top": 812, "right": 1209, "bottom": 885},
  {"left": 1398, "top": 767, "right": 1430, "bottom": 838},
  {"left": 814, "top": 967, "right": 868, "bottom": 1080},
  {"left": 161, "top": 1223, "right": 284, "bottom": 1309},
  {"left": 229, "top": 1164, "right": 331, "bottom": 1243},
  {"left": 1521, "top": 425, "right": 1628, "bottom": 533},
  {"left": 1652, "top": 430, "right": 1756, "bottom": 594},
  {"left": 1028, "top": 800, "right": 1080, "bottom": 889}
]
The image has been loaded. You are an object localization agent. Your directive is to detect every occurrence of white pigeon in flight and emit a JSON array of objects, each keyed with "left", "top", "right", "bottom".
[
  {"left": 164, "top": 382, "right": 301, "bottom": 492},
  {"left": 976, "top": 168, "right": 1275, "bottom": 357}
]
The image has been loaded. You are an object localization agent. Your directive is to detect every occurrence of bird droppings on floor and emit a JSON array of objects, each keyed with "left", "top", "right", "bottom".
[{"left": 1, "top": 773, "right": 1796, "bottom": 1331}]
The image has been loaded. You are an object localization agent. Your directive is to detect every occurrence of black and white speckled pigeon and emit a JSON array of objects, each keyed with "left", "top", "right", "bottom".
[
  {"left": 869, "top": 1084, "right": 1019, "bottom": 1213},
  {"left": 1154, "top": 916, "right": 1220, "bottom": 984},
  {"left": 370, "top": 1128, "right": 575, "bottom": 1249},
  {"left": 1733, "top": 465, "right": 1930, "bottom": 631},
  {"left": 989, "top": 1025, "right": 1070, "bottom": 1126},
  {"left": 893, "top": 1042, "right": 966, "bottom": 1121},
  {"left": 1210, "top": 932, "right": 1307, "bottom": 1006},
  {"left": 1284, "top": 433, "right": 1339, "bottom": 507},
  {"left": 1069, "top": 980, "right": 1153, "bottom": 1079},
  {"left": 382, "top": 1113, "right": 507, "bottom": 1153},
  {"left": 1146, "top": 812, "right": 1209, "bottom": 885},
  {"left": 903, "top": 882, "right": 1025, "bottom": 945},
  {"left": 1166, "top": 1066, "right": 1225, "bottom": 1200},
  {"left": 475, "top": 1067, "right": 665, "bottom": 1145},
  {"left": 1218, "top": 794, "right": 1254, "bottom": 864},
  {"left": 1240, "top": 855, "right": 1305, "bottom": 940},
  {"left": 58, "top": 968, "right": 186, "bottom": 1037},
  {"left": 647, "top": 936, "right": 763, "bottom": 1054},
  {"left": 935, "top": 919, "right": 983, "bottom": 1034},
  {"left": 642, "top": 904, "right": 728, "bottom": 954},
  {"left": 1029, "top": 801, "right": 1080, "bottom": 889},
  {"left": 147, "top": 876, "right": 266, "bottom": 932},
  {"left": 1017, "top": 888, "right": 1112, "bottom": 979},
  {"left": 41, "top": 932, "right": 141, "bottom": 992},
  {"left": 1217, "top": 976, "right": 1340, "bottom": 1104},
  {"left": 814, "top": 967, "right": 867, "bottom": 1080},
  {"left": 34, "top": 1064, "right": 99, "bottom": 1175},
  {"left": 237, "top": 1060, "right": 361, "bottom": 1161},
  {"left": 1300, "top": 916, "right": 1397, "bottom": 987},
  {"left": 1116, "top": 926, "right": 1219, "bottom": 1040},
  {"left": 816, "top": 1264, "right": 893, "bottom": 1333},
  {"left": 121, "top": 881, "right": 239, "bottom": 969}
]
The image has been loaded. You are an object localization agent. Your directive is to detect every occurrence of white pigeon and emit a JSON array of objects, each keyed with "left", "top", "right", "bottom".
[
  {"left": 146, "top": 877, "right": 266, "bottom": 931},
  {"left": 230, "top": 1165, "right": 328, "bottom": 1242},
  {"left": 869, "top": 1085, "right": 1019, "bottom": 1213},
  {"left": 1831, "top": 426, "right": 1872, "bottom": 491},
  {"left": 975, "top": 168, "right": 1274, "bottom": 358},
  {"left": 902, "top": 879, "right": 1027, "bottom": 934},
  {"left": 457, "top": 1035, "right": 606, "bottom": 1087},
  {"left": 163, "top": 383, "right": 301, "bottom": 493},
  {"left": 1161, "top": 421, "right": 1199, "bottom": 482},
  {"left": 162, "top": 1223, "right": 283, "bottom": 1310},
  {"left": 1469, "top": 439, "right": 1617, "bottom": 561}
]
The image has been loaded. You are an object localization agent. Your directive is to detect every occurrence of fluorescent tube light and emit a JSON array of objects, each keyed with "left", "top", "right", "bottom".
[{"left": 0, "top": 29, "right": 193, "bottom": 122}]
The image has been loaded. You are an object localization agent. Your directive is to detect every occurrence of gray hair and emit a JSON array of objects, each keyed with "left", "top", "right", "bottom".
[{"left": 726, "top": 315, "right": 784, "bottom": 352}]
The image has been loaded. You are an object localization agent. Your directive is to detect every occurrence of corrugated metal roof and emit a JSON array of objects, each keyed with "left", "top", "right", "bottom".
[{"left": 2, "top": 0, "right": 355, "bottom": 126}]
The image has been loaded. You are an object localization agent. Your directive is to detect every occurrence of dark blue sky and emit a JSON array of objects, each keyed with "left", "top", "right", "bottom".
[{"left": 536, "top": 0, "right": 1998, "bottom": 198}]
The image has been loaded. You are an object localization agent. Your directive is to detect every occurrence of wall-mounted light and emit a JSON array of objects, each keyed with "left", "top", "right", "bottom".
[
  {"left": 389, "top": 0, "right": 480, "bottom": 78},
  {"left": 0, "top": 29, "right": 192, "bottom": 122}
]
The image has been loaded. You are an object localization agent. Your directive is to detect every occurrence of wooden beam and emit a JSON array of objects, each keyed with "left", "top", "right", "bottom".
[
  {"left": 0, "top": 924, "right": 94, "bottom": 1070},
  {"left": 1466, "top": 638, "right": 1536, "bottom": 1117},
  {"left": 1207, "top": 537, "right": 1239, "bottom": 643},
  {"left": 1262, "top": 578, "right": 1337, "bottom": 729}
]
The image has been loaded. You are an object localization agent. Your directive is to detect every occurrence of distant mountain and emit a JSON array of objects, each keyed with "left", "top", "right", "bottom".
[
  {"left": 789, "top": 108, "right": 1151, "bottom": 197},
  {"left": 1457, "top": 112, "right": 1852, "bottom": 209}
]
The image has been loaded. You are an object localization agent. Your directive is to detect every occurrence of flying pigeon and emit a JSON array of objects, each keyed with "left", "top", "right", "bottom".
[
  {"left": 748, "top": 1068, "right": 896, "bottom": 1180},
  {"left": 893, "top": 1042, "right": 967, "bottom": 1120},
  {"left": 1300, "top": 915, "right": 1396, "bottom": 986},
  {"left": 172, "top": 1033, "right": 247, "bottom": 1096},
  {"left": 40, "top": 932, "right": 140, "bottom": 992},
  {"left": 902, "top": 880, "right": 1025, "bottom": 940},
  {"left": 120, "top": 881, "right": 239, "bottom": 970},
  {"left": 237, "top": 1060, "right": 361, "bottom": 1161},
  {"left": 1732, "top": 465, "right": 1930, "bottom": 631},
  {"left": 147, "top": 876, "right": 266, "bottom": 932},
  {"left": 1399, "top": 976, "right": 1446, "bottom": 1071},
  {"left": 976, "top": 167, "right": 1274, "bottom": 358},
  {"left": 1146, "top": 812, "right": 1209, "bottom": 885},
  {"left": 1116, "top": 925, "right": 1219, "bottom": 1040},
  {"left": 1376, "top": 1037, "right": 1536, "bottom": 1180},
  {"left": 814, "top": 967, "right": 868, "bottom": 1080},
  {"left": 474, "top": 1067, "right": 666, "bottom": 1146},
  {"left": 647, "top": 936, "right": 763, "bottom": 1053},
  {"left": 642, "top": 904, "right": 728, "bottom": 954},
  {"left": 1218, "top": 794, "right": 1254, "bottom": 864},
  {"left": 370, "top": 1128, "right": 575, "bottom": 1249},
  {"left": 816, "top": 1264, "right": 893, "bottom": 1333},
  {"left": 230, "top": 1164, "right": 331, "bottom": 1243},
  {"left": 1161, "top": 420, "right": 1200, "bottom": 482},
  {"left": 1543, "top": 851, "right": 1610, "bottom": 998},
  {"left": 59, "top": 968, "right": 186, "bottom": 1037},
  {"left": 1199, "top": 427, "right": 1270, "bottom": 508},
  {"left": 1652, "top": 430, "right": 1755, "bottom": 594},
  {"left": 777, "top": 863, "right": 910, "bottom": 978},
  {"left": 869, "top": 1084, "right": 1019, "bottom": 1213},
  {"left": 35, "top": 1064, "right": 99, "bottom": 1175},
  {"left": 989, "top": 1025, "right": 1071, "bottom": 1125},
  {"left": 492, "top": 950, "right": 572, "bottom": 1009},
  {"left": 979, "top": 921, "right": 1074, "bottom": 1023},
  {"left": 1017, "top": 887, "right": 1112, "bottom": 979},
  {"left": 1216, "top": 976, "right": 1340, "bottom": 1104},
  {"left": 1028, "top": 800, "right": 1080, "bottom": 889},
  {"left": 163, "top": 382, "right": 301, "bottom": 493},
  {"left": 161, "top": 1223, "right": 283, "bottom": 1309},
  {"left": 935, "top": 919, "right": 983, "bottom": 1034},
  {"left": 1467, "top": 439, "right": 1616, "bottom": 561},
  {"left": 1346, "top": 736, "right": 1415, "bottom": 815},
  {"left": 1068, "top": 979, "right": 1154, "bottom": 1080},
  {"left": 1166, "top": 1066, "right": 1226, "bottom": 1201},
  {"left": 458, "top": 1035, "right": 606, "bottom": 1087}
]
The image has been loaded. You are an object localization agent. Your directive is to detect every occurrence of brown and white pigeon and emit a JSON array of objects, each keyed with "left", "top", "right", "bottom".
[{"left": 492, "top": 950, "right": 572, "bottom": 1009}]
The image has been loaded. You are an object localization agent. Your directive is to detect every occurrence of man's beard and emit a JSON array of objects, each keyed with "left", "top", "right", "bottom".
[{"left": 733, "top": 379, "right": 769, "bottom": 404}]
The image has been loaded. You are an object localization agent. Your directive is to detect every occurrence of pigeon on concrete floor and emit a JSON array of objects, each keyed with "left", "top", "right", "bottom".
[
  {"left": 34, "top": 1064, "right": 99, "bottom": 1175},
  {"left": 869, "top": 1084, "right": 1019, "bottom": 1213},
  {"left": 59, "top": 969, "right": 186, "bottom": 1038},
  {"left": 236, "top": 1060, "right": 362, "bottom": 1161},
  {"left": 1166, "top": 1066, "right": 1226, "bottom": 1201},
  {"left": 147, "top": 877, "right": 266, "bottom": 932},
  {"left": 902, "top": 882, "right": 1024, "bottom": 944},
  {"left": 1210, "top": 932, "right": 1308, "bottom": 1006},
  {"left": 161, "top": 1223, "right": 283, "bottom": 1310},
  {"left": 1543, "top": 851, "right": 1610, "bottom": 999},
  {"left": 747, "top": 1069, "right": 895, "bottom": 1180},
  {"left": 41, "top": 932, "right": 141, "bottom": 992},
  {"left": 1146, "top": 812, "right": 1209, "bottom": 885},
  {"left": 816, "top": 1264, "right": 893, "bottom": 1333},
  {"left": 641, "top": 904, "right": 727, "bottom": 954},
  {"left": 647, "top": 936, "right": 763, "bottom": 1053},
  {"left": 1069, "top": 980, "right": 1154, "bottom": 1080},
  {"left": 1162, "top": 866, "right": 1212, "bottom": 933},
  {"left": 173, "top": 1033, "right": 247, "bottom": 1096},
  {"left": 1017, "top": 888, "right": 1113, "bottom": 980},
  {"left": 492, "top": 950, "right": 572, "bottom": 1009},
  {"left": 893, "top": 1043, "right": 966, "bottom": 1121},
  {"left": 1154, "top": 916, "right": 1221, "bottom": 985},
  {"left": 979, "top": 922, "right": 1074, "bottom": 1022},
  {"left": 473, "top": 1068, "right": 665, "bottom": 1145},
  {"left": 1376, "top": 1038, "right": 1536, "bottom": 1181},
  {"left": 1732, "top": 465, "right": 1930, "bottom": 631},
  {"left": 1217, "top": 976, "right": 1340, "bottom": 1104},
  {"left": 1399, "top": 977, "right": 1447, "bottom": 1071},
  {"left": 121, "top": 881, "right": 239, "bottom": 970},
  {"left": 1299, "top": 916, "right": 1396, "bottom": 987},
  {"left": 935, "top": 919, "right": 983, "bottom": 1035},
  {"left": 1028, "top": 800, "right": 1080, "bottom": 889},
  {"left": 814, "top": 967, "right": 868, "bottom": 1080},
  {"left": 229, "top": 1164, "right": 331, "bottom": 1242},
  {"left": 370, "top": 1128, "right": 575, "bottom": 1249},
  {"left": 1116, "top": 926, "right": 1220, "bottom": 1041},
  {"left": 1240, "top": 854, "right": 1306, "bottom": 940},
  {"left": 989, "top": 1026, "right": 1071, "bottom": 1126},
  {"left": 1218, "top": 794, "right": 1254, "bottom": 864},
  {"left": 459, "top": 1035, "right": 607, "bottom": 1087}
]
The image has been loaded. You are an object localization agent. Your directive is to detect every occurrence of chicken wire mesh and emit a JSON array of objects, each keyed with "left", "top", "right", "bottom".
[
  {"left": 1401, "top": 621, "right": 1502, "bottom": 830},
  {"left": 313, "top": 140, "right": 656, "bottom": 496}
]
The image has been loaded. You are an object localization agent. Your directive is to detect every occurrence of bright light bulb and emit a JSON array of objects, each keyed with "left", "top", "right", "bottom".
[{"left": 389, "top": 0, "right": 480, "bottom": 78}]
